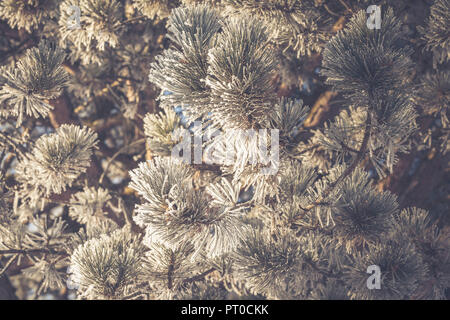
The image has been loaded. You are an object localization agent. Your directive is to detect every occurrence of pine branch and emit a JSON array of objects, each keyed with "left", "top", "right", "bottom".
[
  {"left": 0, "top": 131, "right": 27, "bottom": 158},
  {"left": 0, "top": 248, "right": 68, "bottom": 256},
  {"left": 302, "top": 112, "right": 371, "bottom": 212},
  {"left": 183, "top": 268, "right": 216, "bottom": 284}
]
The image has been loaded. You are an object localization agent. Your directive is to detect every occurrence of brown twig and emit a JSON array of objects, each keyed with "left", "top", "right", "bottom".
[{"left": 99, "top": 138, "right": 145, "bottom": 185}]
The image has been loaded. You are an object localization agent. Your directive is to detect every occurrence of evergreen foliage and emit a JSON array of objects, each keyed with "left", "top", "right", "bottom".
[
  {"left": 0, "top": 0, "right": 448, "bottom": 301},
  {"left": 0, "top": 0, "right": 59, "bottom": 32},
  {"left": 0, "top": 40, "right": 70, "bottom": 126},
  {"left": 419, "top": 0, "right": 450, "bottom": 68}
]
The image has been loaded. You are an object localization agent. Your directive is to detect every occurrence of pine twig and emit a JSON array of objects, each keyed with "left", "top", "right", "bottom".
[
  {"left": 183, "top": 268, "right": 216, "bottom": 284},
  {"left": 301, "top": 112, "right": 372, "bottom": 213},
  {"left": 99, "top": 138, "right": 145, "bottom": 185},
  {"left": 0, "top": 248, "right": 68, "bottom": 256}
]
